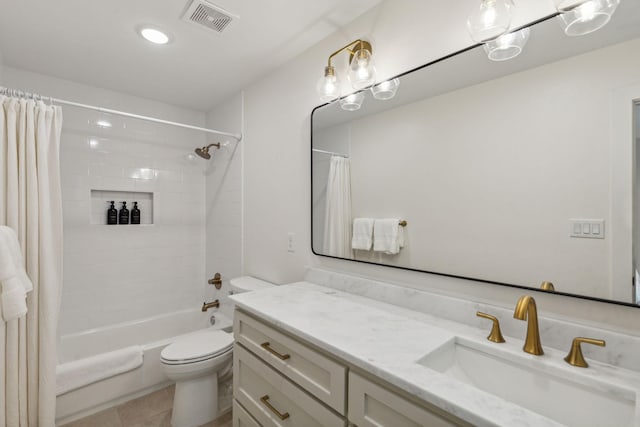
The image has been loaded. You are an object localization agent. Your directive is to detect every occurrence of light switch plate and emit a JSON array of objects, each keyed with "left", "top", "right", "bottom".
[{"left": 570, "top": 219, "right": 605, "bottom": 239}]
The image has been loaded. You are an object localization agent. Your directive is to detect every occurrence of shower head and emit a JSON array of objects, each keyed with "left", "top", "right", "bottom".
[{"left": 194, "top": 143, "right": 220, "bottom": 160}]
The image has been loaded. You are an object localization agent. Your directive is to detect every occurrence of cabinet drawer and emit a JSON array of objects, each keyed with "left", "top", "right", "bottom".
[
  {"left": 348, "top": 372, "right": 467, "bottom": 427},
  {"left": 233, "top": 399, "right": 261, "bottom": 427},
  {"left": 234, "top": 310, "right": 346, "bottom": 414},
  {"left": 234, "top": 344, "right": 346, "bottom": 427}
]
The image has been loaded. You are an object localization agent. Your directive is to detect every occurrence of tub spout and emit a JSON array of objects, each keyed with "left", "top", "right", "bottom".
[{"left": 202, "top": 300, "right": 220, "bottom": 312}]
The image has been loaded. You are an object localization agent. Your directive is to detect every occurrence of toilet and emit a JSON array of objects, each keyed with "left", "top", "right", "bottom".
[{"left": 160, "top": 276, "right": 273, "bottom": 427}]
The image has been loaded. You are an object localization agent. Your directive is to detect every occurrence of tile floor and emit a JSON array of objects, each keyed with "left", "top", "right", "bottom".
[{"left": 60, "top": 385, "right": 232, "bottom": 427}]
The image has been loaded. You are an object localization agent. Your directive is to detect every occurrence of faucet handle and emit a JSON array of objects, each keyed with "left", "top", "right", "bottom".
[
  {"left": 564, "top": 337, "right": 606, "bottom": 368},
  {"left": 476, "top": 312, "right": 506, "bottom": 343}
]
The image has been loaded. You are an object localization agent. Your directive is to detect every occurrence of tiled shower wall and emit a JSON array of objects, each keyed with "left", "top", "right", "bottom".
[{"left": 2, "top": 66, "right": 210, "bottom": 335}]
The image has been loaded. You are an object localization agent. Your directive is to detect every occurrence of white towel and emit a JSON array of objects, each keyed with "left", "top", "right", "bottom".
[
  {"left": 56, "top": 345, "right": 144, "bottom": 396},
  {"left": 352, "top": 218, "right": 374, "bottom": 250},
  {"left": 0, "top": 226, "right": 34, "bottom": 321},
  {"left": 373, "top": 219, "right": 405, "bottom": 255}
]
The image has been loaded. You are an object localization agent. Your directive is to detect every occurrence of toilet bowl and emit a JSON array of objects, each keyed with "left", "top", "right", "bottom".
[
  {"left": 161, "top": 329, "right": 233, "bottom": 427},
  {"left": 161, "top": 276, "right": 273, "bottom": 427}
]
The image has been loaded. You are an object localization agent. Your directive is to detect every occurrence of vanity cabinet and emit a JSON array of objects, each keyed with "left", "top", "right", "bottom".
[{"left": 232, "top": 310, "right": 468, "bottom": 427}]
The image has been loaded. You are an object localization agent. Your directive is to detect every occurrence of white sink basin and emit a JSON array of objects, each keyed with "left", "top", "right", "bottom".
[{"left": 417, "top": 337, "right": 637, "bottom": 427}]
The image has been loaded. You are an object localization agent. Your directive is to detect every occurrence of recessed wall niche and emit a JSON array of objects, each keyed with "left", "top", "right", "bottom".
[{"left": 91, "top": 190, "right": 154, "bottom": 225}]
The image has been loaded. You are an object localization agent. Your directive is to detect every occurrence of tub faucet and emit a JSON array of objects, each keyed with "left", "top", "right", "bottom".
[
  {"left": 513, "top": 295, "right": 544, "bottom": 355},
  {"left": 202, "top": 299, "right": 220, "bottom": 312}
]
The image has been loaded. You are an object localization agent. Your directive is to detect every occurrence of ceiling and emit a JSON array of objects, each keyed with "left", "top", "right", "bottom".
[{"left": 0, "top": 0, "right": 381, "bottom": 111}]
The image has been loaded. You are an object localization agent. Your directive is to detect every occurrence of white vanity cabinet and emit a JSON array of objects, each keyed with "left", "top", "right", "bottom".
[{"left": 232, "top": 310, "right": 469, "bottom": 427}]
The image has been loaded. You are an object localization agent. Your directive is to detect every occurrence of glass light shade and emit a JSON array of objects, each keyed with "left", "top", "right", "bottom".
[
  {"left": 555, "top": 0, "right": 620, "bottom": 36},
  {"left": 371, "top": 78, "right": 400, "bottom": 100},
  {"left": 339, "top": 92, "right": 365, "bottom": 111},
  {"left": 483, "top": 28, "right": 530, "bottom": 61},
  {"left": 467, "top": 0, "right": 513, "bottom": 43},
  {"left": 316, "top": 66, "right": 341, "bottom": 103},
  {"left": 348, "top": 48, "right": 376, "bottom": 90}
]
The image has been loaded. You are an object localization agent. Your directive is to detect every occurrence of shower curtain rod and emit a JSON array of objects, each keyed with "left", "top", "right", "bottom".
[
  {"left": 0, "top": 86, "right": 243, "bottom": 141},
  {"left": 312, "top": 148, "right": 349, "bottom": 158}
]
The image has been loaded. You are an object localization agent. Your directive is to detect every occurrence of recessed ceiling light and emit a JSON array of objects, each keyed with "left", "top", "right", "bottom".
[{"left": 138, "top": 27, "right": 171, "bottom": 45}]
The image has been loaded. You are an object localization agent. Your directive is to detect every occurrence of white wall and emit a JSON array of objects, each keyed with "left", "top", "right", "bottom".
[
  {"left": 2, "top": 66, "right": 208, "bottom": 335},
  {"left": 204, "top": 92, "right": 244, "bottom": 318},
  {"left": 240, "top": 0, "right": 640, "bottom": 334}
]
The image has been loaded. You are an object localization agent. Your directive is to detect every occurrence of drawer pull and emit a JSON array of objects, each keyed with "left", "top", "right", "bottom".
[
  {"left": 260, "top": 395, "right": 290, "bottom": 420},
  {"left": 261, "top": 342, "right": 291, "bottom": 360}
]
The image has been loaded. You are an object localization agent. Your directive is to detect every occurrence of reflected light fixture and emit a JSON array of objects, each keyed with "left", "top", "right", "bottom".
[
  {"left": 555, "top": 0, "right": 620, "bottom": 36},
  {"left": 371, "top": 78, "right": 400, "bottom": 100},
  {"left": 467, "top": 0, "right": 513, "bottom": 43},
  {"left": 483, "top": 28, "right": 530, "bottom": 61},
  {"left": 317, "top": 39, "right": 376, "bottom": 103},
  {"left": 339, "top": 92, "right": 365, "bottom": 111},
  {"left": 96, "top": 120, "right": 112, "bottom": 128}
]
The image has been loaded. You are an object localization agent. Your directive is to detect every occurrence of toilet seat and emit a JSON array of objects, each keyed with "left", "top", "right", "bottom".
[{"left": 161, "top": 330, "right": 233, "bottom": 365}]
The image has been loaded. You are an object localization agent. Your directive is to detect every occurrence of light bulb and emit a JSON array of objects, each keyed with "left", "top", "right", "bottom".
[
  {"left": 467, "top": 0, "right": 513, "bottom": 43},
  {"left": 348, "top": 48, "right": 376, "bottom": 90},
  {"left": 555, "top": 0, "right": 620, "bottom": 36},
  {"left": 316, "top": 66, "right": 341, "bottom": 103}
]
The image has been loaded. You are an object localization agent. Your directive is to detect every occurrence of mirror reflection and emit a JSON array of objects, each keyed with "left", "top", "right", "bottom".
[{"left": 311, "top": 1, "right": 640, "bottom": 306}]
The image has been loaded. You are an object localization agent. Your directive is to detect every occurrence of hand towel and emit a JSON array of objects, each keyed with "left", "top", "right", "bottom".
[
  {"left": 373, "top": 219, "right": 405, "bottom": 255},
  {"left": 0, "top": 226, "right": 34, "bottom": 321},
  {"left": 352, "top": 218, "right": 375, "bottom": 250},
  {"left": 56, "top": 345, "right": 144, "bottom": 395}
]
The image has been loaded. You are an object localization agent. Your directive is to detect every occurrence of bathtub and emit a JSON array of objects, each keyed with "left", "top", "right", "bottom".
[{"left": 55, "top": 308, "right": 233, "bottom": 426}]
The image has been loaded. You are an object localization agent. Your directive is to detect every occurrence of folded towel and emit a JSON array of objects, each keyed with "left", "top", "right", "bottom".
[
  {"left": 0, "top": 226, "right": 34, "bottom": 322},
  {"left": 56, "top": 345, "right": 144, "bottom": 396},
  {"left": 373, "top": 219, "right": 405, "bottom": 255},
  {"left": 352, "top": 218, "right": 374, "bottom": 250}
]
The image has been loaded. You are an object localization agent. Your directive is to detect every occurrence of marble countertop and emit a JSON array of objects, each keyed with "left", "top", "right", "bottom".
[{"left": 230, "top": 281, "right": 640, "bottom": 427}]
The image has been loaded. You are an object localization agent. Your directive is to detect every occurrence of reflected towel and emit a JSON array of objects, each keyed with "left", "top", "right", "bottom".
[
  {"left": 373, "top": 219, "right": 405, "bottom": 255},
  {"left": 0, "top": 226, "right": 34, "bottom": 321},
  {"left": 56, "top": 345, "right": 144, "bottom": 396},
  {"left": 352, "top": 218, "right": 374, "bottom": 250}
]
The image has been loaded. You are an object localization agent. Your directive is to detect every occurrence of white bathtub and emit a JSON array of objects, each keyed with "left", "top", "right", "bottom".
[{"left": 55, "top": 308, "right": 233, "bottom": 425}]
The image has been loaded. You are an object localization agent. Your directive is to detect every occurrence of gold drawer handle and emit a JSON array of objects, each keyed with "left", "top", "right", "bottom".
[
  {"left": 260, "top": 342, "right": 291, "bottom": 360},
  {"left": 260, "top": 395, "right": 290, "bottom": 420}
]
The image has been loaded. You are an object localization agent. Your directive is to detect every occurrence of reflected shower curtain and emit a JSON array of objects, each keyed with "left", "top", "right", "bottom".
[
  {"left": 0, "top": 97, "right": 63, "bottom": 427},
  {"left": 323, "top": 156, "right": 352, "bottom": 258}
]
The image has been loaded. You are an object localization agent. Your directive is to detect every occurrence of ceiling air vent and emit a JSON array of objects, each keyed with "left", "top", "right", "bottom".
[{"left": 181, "top": 0, "right": 238, "bottom": 34}]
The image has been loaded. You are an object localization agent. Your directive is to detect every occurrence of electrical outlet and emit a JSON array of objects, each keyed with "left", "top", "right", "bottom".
[{"left": 287, "top": 232, "right": 295, "bottom": 252}]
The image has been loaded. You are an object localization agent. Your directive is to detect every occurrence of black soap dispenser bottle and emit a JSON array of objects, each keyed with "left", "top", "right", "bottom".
[
  {"left": 119, "top": 201, "right": 130, "bottom": 224},
  {"left": 107, "top": 201, "right": 118, "bottom": 225},
  {"left": 131, "top": 201, "right": 141, "bottom": 225}
]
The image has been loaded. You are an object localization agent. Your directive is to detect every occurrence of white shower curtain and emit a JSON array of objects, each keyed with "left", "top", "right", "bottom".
[
  {"left": 0, "top": 97, "right": 63, "bottom": 427},
  {"left": 323, "top": 156, "right": 352, "bottom": 258}
]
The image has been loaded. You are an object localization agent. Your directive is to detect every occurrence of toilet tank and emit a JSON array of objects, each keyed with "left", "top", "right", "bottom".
[{"left": 229, "top": 276, "right": 274, "bottom": 294}]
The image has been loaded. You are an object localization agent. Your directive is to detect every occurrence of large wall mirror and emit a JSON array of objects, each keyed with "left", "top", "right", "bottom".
[{"left": 311, "top": 0, "right": 640, "bottom": 307}]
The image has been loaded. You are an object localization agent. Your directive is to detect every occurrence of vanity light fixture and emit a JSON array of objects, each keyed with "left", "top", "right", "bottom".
[
  {"left": 483, "top": 27, "right": 530, "bottom": 61},
  {"left": 138, "top": 26, "right": 171, "bottom": 45},
  {"left": 371, "top": 78, "right": 400, "bottom": 100},
  {"left": 96, "top": 120, "right": 112, "bottom": 128},
  {"left": 467, "top": 0, "right": 514, "bottom": 43},
  {"left": 316, "top": 39, "right": 376, "bottom": 103},
  {"left": 555, "top": 0, "right": 620, "bottom": 36}
]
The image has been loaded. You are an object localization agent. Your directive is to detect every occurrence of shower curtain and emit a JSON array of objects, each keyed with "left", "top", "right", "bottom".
[
  {"left": 0, "top": 97, "right": 63, "bottom": 426},
  {"left": 323, "top": 156, "right": 352, "bottom": 258}
]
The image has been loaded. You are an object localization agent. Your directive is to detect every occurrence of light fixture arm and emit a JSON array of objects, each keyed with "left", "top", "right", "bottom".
[{"left": 326, "top": 39, "right": 372, "bottom": 68}]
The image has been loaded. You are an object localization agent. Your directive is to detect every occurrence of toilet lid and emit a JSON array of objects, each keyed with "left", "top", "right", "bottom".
[{"left": 161, "top": 330, "right": 233, "bottom": 363}]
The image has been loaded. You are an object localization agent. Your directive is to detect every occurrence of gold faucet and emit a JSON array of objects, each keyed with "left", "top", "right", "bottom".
[
  {"left": 513, "top": 295, "right": 544, "bottom": 355},
  {"left": 564, "top": 337, "right": 606, "bottom": 368},
  {"left": 202, "top": 299, "right": 220, "bottom": 312}
]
